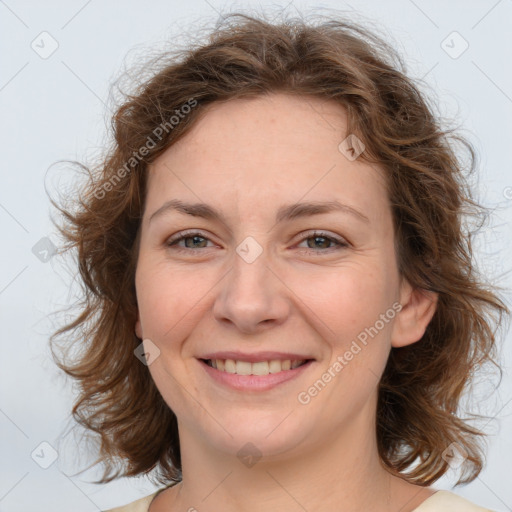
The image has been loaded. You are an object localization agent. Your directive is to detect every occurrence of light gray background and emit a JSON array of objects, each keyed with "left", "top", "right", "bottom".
[{"left": 1, "top": 0, "right": 511, "bottom": 511}]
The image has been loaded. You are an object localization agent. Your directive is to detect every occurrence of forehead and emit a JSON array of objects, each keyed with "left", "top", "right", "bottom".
[{"left": 145, "top": 93, "right": 388, "bottom": 224}]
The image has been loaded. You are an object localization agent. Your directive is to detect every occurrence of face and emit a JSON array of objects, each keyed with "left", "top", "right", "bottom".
[{"left": 134, "top": 93, "right": 435, "bottom": 461}]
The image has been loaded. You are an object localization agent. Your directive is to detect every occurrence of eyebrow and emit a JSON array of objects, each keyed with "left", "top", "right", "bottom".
[{"left": 148, "top": 199, "right": 370, "bottom": 225}]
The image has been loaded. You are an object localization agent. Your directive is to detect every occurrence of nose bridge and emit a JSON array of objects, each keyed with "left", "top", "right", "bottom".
[{"left": 213, "top": 236, "right": 289, "bottom": 332}]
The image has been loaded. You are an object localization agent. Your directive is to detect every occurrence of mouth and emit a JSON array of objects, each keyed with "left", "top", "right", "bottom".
[
  {"left": 197, "top": 357, "right": 315, "bottom": 391},
  {"left": 200, "top": 358, "right": 312, "bottom": 375}
]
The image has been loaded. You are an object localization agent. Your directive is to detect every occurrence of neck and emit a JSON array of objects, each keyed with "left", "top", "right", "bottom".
[{"left": 163, "top": 408, "right": 411, "bottom": 511}]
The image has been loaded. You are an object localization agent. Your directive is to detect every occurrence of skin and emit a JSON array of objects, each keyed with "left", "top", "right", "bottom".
[{"left": 134, "top": 93, "right": 438, "bottom": 511}]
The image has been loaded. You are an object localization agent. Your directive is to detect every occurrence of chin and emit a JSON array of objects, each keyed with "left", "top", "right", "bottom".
[{"left": 199, "top": 411, "right": 313, "bottom": 460}]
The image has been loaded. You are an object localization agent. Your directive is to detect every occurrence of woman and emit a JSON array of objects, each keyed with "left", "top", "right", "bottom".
[{"left": 51, "top": 11, "right": 508, "bottom": 512}]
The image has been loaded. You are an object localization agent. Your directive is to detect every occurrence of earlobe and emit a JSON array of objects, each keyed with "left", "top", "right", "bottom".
[{"left": 391, "top": 282, "right": 438, "bottom": 348}]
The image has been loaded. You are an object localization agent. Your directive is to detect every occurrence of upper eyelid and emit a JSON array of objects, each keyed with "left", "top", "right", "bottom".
[{"left": 166, "top": 229, "right": 218, "bottom": 245}]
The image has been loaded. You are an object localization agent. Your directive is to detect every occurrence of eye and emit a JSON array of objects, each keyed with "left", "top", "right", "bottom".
[
  {"left": 165, "top": 230, "right": 349, "bottom": 255},
  {"left": 166, "top": 231, "right": 215, "bottom": 252},
  {"left": 295, "top": 231, "right": 349, "bottom": 254}
]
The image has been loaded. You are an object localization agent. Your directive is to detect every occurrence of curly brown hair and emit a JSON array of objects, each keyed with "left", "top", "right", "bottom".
[{"left": 50, "top": 11, "right": 508, "bottom": 487}]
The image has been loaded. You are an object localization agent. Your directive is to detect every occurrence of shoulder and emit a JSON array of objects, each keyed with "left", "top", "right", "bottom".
[
  {"left": 413, "top": 490, "right": 494, "bottom": 512},
  {"left": 102, "top": 490, "right": 161, "bottom": 512}
]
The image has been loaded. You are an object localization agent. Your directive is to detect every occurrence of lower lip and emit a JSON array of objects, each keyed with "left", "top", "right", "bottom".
[{"left": 198, "top": 359, "right": 314, "bottom": 391}]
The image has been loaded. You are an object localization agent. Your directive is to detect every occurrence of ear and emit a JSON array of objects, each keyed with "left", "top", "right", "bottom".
[
  {"left": 391, "top": 280, "right": 438, "bottom": 348},
  {"left": 135, "top": 310, "right": 143, "bottom": 339}
]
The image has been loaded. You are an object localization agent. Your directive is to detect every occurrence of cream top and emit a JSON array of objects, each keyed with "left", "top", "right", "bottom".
[{"left": 103, "top": 489, "right": 494, "bottom": 511}]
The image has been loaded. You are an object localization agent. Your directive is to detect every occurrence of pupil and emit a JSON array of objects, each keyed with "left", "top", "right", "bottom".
[
  {"left": 309, "top": 236, "right": 328, "bottom": 249},
  {"left": 186, "top": 236, "right": 205, "bottom": 248}
]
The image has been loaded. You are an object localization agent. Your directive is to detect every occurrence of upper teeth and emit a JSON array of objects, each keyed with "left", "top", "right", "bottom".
[{"left": 208, "top": 359, "right": 306, "bottom": 375}]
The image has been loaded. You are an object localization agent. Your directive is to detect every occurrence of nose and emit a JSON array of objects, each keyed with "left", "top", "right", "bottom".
[{"left": 212, "top": 246, "right": 291, "bottom": 334}]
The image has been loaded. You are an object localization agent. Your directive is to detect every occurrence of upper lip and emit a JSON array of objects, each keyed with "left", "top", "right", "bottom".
[{"left": 199, "top": 351, "right": 315, "bottom": 363}]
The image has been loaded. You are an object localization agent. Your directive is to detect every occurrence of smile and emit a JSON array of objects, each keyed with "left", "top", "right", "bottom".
[
  {"left": 198, "top": 358, "right": 315, "bottom": 391},
  {"left": 202, "top": 358, "right": 309, "bottom": 375}
]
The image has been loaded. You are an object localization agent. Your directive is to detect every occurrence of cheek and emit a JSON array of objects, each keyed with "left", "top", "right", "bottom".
[
  {"left": 297, "top": 263, "right": 395, "bottom": 337},
  {"left": 298, "top": 269, "right": 395, "bottom": 409},
  {"left": 135, "top": 259, "right": 216, "bottom": 346},
  {"left": 303, "top": 264, "right": 397, "bottom": 394},
  {"left": 137, "top": 257, "right": 397, "bottom": 345}
]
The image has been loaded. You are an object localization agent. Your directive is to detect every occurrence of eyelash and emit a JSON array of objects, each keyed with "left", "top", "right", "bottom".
[{"left": 166, "top": 230, "right": 349, "bottom": 255}]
